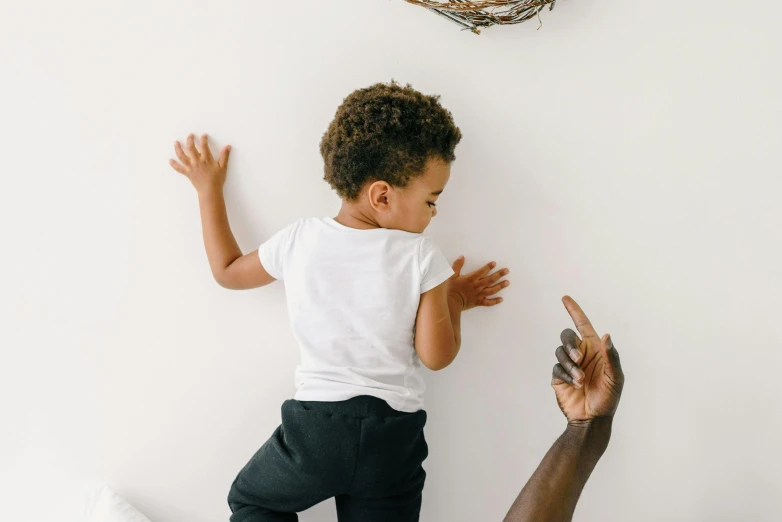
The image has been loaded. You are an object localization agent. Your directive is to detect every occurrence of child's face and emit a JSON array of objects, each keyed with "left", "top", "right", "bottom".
[{"left": 389, "top": 158, "right": 451, "bottom": 233}]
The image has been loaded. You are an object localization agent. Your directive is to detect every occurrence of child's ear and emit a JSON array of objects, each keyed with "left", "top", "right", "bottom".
[{"left": 367, "top": 181, "right": 392, "bottom": 212}]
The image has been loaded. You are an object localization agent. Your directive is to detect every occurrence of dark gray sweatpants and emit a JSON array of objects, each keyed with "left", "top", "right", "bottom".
[{"left": 227, "top": 396, "right": 428, "bottom": 522}]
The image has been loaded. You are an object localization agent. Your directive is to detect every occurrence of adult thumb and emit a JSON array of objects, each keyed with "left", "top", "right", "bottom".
[{"left": 602, "top": 333, "right": 624, "bottom": 380}]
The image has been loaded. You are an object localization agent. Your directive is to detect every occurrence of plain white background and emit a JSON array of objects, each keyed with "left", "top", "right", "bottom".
[{"left": 2, "top": 1, "right": 781, "bottom": 521}]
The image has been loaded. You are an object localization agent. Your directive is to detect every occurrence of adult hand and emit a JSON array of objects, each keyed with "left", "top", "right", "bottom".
[{"left": 551, "top": 296, "right": 624, "bottom": 423}]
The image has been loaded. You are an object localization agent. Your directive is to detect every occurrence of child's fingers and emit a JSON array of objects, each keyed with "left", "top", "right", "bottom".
[
  {"left": 169, "top": 159, "right": 187, "bottom": 175},
  {"left": 218, "top": 145, "right": 232, "bottom": 169},
  {"left": 471, "top": 261, "right": 496, "bottom": 279},
  {"left": 480, "top": 296, "right": 503, "bottom": 307},
  {"left": 482, "top": 280, "right": 510, "bottom": 298},
  {"left": 200, "top": 134, "right": 213, "bottom": 161},
  {"left": 174, "top": 141, "right": 191, "bottom": 165},
  {"left": 482, "top": 268, "right": 509, "bottom": 285},
  {"left": 186, "top": 133, "right": 199, "bottom": 159},
  {"left": 451, "top": 256, "right": 465, "bottom": 276}
]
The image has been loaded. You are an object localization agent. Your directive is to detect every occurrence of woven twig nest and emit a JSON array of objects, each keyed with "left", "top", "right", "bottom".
[{"left": 405, "top": 0, "right": 558, "bottom": 34}]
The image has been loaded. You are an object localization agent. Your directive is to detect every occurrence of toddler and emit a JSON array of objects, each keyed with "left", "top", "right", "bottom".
[{"left": 168, "top": 81, "right": 510, "bottom": 522}]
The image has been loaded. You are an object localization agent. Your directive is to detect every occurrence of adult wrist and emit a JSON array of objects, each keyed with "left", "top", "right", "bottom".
[
  {"left": 564, "top": 417, "right": 613, "bottom": 455},
  {"left": 566, "top": 416, "right": 613, "bottom": 431}
]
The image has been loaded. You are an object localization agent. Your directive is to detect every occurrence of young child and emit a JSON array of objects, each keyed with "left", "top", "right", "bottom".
[{"left": 168, "top": 82, "right": 510, "bottom": 522}]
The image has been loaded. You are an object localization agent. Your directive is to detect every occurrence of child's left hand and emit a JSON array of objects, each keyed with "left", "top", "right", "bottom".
[
  {"left": 447, "top": 256, "right": 510, "bottom": 311},
  {"left": 169, "top": 133, "right": 232, "bottom": 194}
]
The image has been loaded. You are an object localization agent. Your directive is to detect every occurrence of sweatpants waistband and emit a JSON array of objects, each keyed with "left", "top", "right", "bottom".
[{"left": 293, "top": 395, "right": 420, "bottom": 418}]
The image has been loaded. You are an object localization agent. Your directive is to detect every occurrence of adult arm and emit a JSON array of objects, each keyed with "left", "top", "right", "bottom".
[{"left": 504, "top": 296, "right": 625, "bottom": 522}]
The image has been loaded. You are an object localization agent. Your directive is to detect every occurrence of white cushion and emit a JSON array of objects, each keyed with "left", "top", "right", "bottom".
[{"left": 83, "top": 484, "right": 152, "bottom": 522}]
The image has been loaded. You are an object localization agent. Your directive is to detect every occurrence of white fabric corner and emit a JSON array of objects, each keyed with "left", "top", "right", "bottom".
[{"left": 83, "top": 484, "right": 152, "bottom": 522}]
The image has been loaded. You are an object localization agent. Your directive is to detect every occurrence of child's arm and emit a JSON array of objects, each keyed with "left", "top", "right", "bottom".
[
  {"left": 169, "top": 133, "right": 275, "bottom": 290},
  {"left": 414, "top": 257, "right": 509, "bottom": 371}
]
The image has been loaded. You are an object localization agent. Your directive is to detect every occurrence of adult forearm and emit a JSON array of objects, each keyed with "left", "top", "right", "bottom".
[
  {"left": 197, "top": 188, "right": 242, "bottom": 281},
  {"left": 504, "top": 417, "right": 613, "bottom": 522}
]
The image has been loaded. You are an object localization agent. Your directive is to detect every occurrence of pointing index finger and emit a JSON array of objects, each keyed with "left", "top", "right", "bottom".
[{"left": 562, "top": 296, "right": 598, "bottom": 339}]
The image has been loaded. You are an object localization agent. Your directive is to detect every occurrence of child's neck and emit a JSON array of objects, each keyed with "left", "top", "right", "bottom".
[{"left": 334, "top": 203, "right": 382, "bottom": 230}]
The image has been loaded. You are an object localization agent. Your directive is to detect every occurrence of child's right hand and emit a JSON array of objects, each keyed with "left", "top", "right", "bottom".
[
  {"left": 447, "top": 256, "right": 510, "bottom": 311},
  {"left": 169, "top": 133, "right": 232, "bottom": 194}
]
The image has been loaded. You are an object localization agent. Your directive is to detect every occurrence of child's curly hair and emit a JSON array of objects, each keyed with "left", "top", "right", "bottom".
[{"left": 320, "top": 81, "right": 462, "bottom": 200}]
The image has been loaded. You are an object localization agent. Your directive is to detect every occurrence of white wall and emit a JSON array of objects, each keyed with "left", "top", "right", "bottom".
[{"left": 2, "top": 1, "right": 781, "bottom": 521}]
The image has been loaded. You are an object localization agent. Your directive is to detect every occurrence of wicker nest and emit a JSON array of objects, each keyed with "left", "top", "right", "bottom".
[{"left": 404, "top": 0, "right": 558, "bottom": 34}]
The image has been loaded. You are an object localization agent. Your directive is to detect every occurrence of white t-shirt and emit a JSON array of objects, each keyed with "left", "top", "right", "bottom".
[{"left": 258, "top": 217, "right": 454, "bottom": 412}]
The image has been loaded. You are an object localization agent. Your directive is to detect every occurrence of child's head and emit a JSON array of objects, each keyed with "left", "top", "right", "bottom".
[{"left": 320, "top": 81, "right": 462, "bottom": 233}]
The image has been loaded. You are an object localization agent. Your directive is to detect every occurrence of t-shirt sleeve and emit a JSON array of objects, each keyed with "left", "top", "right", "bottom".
[
  {"left": 257, "top": 222, "right": 296, "bottom": 281},
  {"left": 418, "top": 236, "right": 454, "bottom": 294}
]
